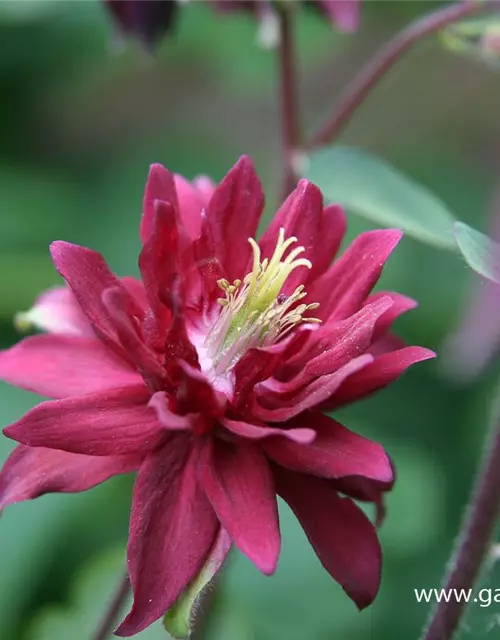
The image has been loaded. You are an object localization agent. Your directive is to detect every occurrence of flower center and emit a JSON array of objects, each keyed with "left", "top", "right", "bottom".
[{"left": 203, "top": 228, "right": 320, "bottom": 375}]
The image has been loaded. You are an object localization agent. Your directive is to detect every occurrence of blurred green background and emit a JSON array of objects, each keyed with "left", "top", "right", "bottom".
[{"left": 1, "top": 1, "right": 500, "bottom": 639}]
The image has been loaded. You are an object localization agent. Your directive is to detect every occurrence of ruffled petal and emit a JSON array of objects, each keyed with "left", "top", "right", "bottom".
[
  {"left": 102, "top": 287, "right": 165, "bottom": 389},
  {"left": 325, "top": 346, "right": 435, "bottom": 410},
  {"left": 308, "top": 229, "right": 403, "bottom": 322},
  {"left": 0, "top": 445, "right": 141, "bottom": 509},
  {"left": 0, "top": 334, "right": 142, "bottom": 398},
  {"left": 50, "top": 241, "right": 139, "bottom": 345},
  {"left": 116, "top": 437, "right": 218, "bottom": 637},
  {"left": 4, "top": 386, "right": 163, "bottom": 456},
  {"left": 263, "top": 412, "right": 392, "bottom": 482},
  {"left": 253, "top": 354, "right": 373, "bottom": 423},
  {"left": 275, "top": 467, "right": 381, "bottom": 609},
  {"left": 222, "top": 418, "right": 316, "bottom": 444},
  {"left": 15, "top": 286, "right": 93, "bottom": 337},
  {"left": 277, "top": 296, "right": 393, "bottom": 384},
  {"left": 204, "top": 156, "right": 264, "bottom": 281},
  {"left": 141, "top": 163, "right": 179, "bottom": 244},
  {"left": 199, "top": 439, "right": 280, "bottom": 575}
]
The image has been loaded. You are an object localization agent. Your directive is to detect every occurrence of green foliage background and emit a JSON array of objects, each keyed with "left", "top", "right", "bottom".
[{"left": 1, "top": 2, "right": 500, "bottom": 639}]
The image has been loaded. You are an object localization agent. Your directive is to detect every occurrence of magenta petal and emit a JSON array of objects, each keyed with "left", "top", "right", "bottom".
[
  {"left": 319, "top": 0, "right": 360, "bottom": 32},
  {"left": 17, "top": 286, "right": 93, "bottom": 337},
  {"left": 309, "top": 203, "right": 347, "bottom": 281},
  {"left": 205, "top": 156, "right": 264, "bottom": 281},
  {"left": 141, "top": 163, "right": 179, "bottom": 244},
  {"left": 275, "top": 467, "right": 381, "bottom": 609},
  {"left": 116, "top": 437, "right": 218, "bottom": 637},
  {"left": 50, "top": 241, "right": 135, "bottom": 344},
  {"left": 253, "top": 354, "right": 373, "bottom": 422},
  {"left": 0, "top": 445, "right": 141, "bottom": 509},
  {"left": 174, "top": 174, "right": 205, "bottom": 239},
  {"left": 263, "top": 412, "right": 392, "bottom": 482},
  {"left": 308, "top": 229, "right": 403, "bottom": 322},
  {"left": 102, "top": 287, "right": 165, "bottom": 385},
  {"left": 199, "top": 439, "right": 280, "bottom": 575},
  {"left": 193, "top": 175, "right": 216, "bottom": 204},
  {"left": 4, "top": 386, "right": 163, "bottom": 456},
  {"left": 259, "top": 180, "right": 324, "bottom": 295},
  {"left": 148, "top": 393, "right": 191, "bottom": 431},
  {"left": 277, "top": 296, "right": 393, "bottom": 386},
  {"left": 366, "top": 291, "right": 417, "bottom": 342},
  {"left": 0, "top": 334, "right": 142, "bottom": 398},
  {"left": 223, "top": 418, "right": 315, "bottom": 444},
  {"left": 326, "top": 346, "right": 435, "bottom": 410}
]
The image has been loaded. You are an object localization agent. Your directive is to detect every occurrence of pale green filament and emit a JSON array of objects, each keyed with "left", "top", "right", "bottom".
[{"left": 204, "top": 228, "right": 321, "bottom": 375}]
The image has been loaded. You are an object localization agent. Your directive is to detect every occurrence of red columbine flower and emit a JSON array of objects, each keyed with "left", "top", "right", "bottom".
[
  {"left": 0, "top": 157, "right": 433, "bottom": 636},
  {"left": 104, "top": 0, "right": 178, "bottom": 50}
]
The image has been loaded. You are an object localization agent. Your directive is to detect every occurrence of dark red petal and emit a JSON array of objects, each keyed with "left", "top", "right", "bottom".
[
  {"left": 259, "top": 180, "right": 324, "bottom": 295},
  {"left": 275, "top": 467, "right": 381, "bottom": 609},
  {"left": 309, "top": 203, "right": 347, "bottom": 281},
  {"left": 50, "top": 241, "right": 137, "bottom": 345},
  {"left": 102, "top": 287, "right": 165, "bottom": 388},
  {"left": 253, "top": 354, "right": 373, "bottom": 423},
  {"left": 138, "top": 201, "right": 199, "bottom": 372},
  {"left": 139, "top": 199, "right": 179, "bottom": 325},
  {"left": 222, "top": 418, "right": 315, "bottom": 444},
  {"left": 204, "top": 156, "right": 264, "bottom": 281},
  {"left": 0, "top": 334, "right": 141, "bottom": 399},
  {"left": 263, "top": 412, "right": 392, "bottom": 482},
  {"left": 308, "top": 229, "right": 403, "bottom": 322},
  {"left": 277, "top": 296, "right": 393, "bottom": 386},
  {"left": 325, "top": 346, "right": 435, "bottom": 410},
  {"left": 4, "top": 386, "right": 163, "bottom": 456},
  {"left": 333, "top": 473, "right": 394, "bottom": 528},
  {"left": 232, "top": 339, "right": 292, "bottom": 411},
  {"left": 0, "top": 445, "right": 141, "bottom": 509},
  {"left": 141, "top": 163, "right": 179, "bottom": 244},
  {"left": 116, "top": 437, "right": 218, "bottom": 637},
  {"left": 175, "top": 361, "right": 223, "bottom": 418},
  {"left": 366, "top": 291, "right": 417, "bottom": 342},
  {"left": 199, "top": 439, "right": 280, "bottom": 575}
]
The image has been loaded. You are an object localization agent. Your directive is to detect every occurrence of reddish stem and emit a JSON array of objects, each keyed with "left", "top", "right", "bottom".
[
  {"left": 277, "top": 5, "right": 300, "bottom": 199},
  {"left": 423, "top": 416, "right": 500, "bottom": 640},
  {"left": 309, "top": 1, "right": 486, "bottom": 148},
  {"left": 93, "top": 571, "right": 130, "bottom": 640}
]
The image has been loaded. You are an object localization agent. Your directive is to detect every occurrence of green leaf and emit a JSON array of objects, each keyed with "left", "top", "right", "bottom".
[
  {"left": 454, "top": 221, "right": 500, "bottom": 284},
  {"left": 303, "top": 146, "right": 457, "bottom": 250}
]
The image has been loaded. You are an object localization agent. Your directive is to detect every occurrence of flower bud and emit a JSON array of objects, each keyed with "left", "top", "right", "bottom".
[
  {"left": 104, "top": 0, "right": 178, "bottom": 50},
  {"left": 441, "top": 15, "right": 500, "bottom": 69}
]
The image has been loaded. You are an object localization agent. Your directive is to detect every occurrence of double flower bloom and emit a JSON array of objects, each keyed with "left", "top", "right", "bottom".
[{"left": 0, "top": 156, "right": 433, "bottom": 636}]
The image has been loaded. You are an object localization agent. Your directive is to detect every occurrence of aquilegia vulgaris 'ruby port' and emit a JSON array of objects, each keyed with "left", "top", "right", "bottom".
[{"left": 0, "top": 157, "right": 434, "bottom": 636}]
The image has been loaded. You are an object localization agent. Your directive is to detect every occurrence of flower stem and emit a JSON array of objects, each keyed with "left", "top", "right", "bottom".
[
  {"left": 277, "top": 4, "right": 300, "bottom": 200},
  {"left": 309, "top": 1, "right": 486, "bottom": 149},
  {"left": 93, "top": 570, "right": 130, "bottom": 640},
  {"left": 422, "top": 411, "right": 500, "bottom": 640}
]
